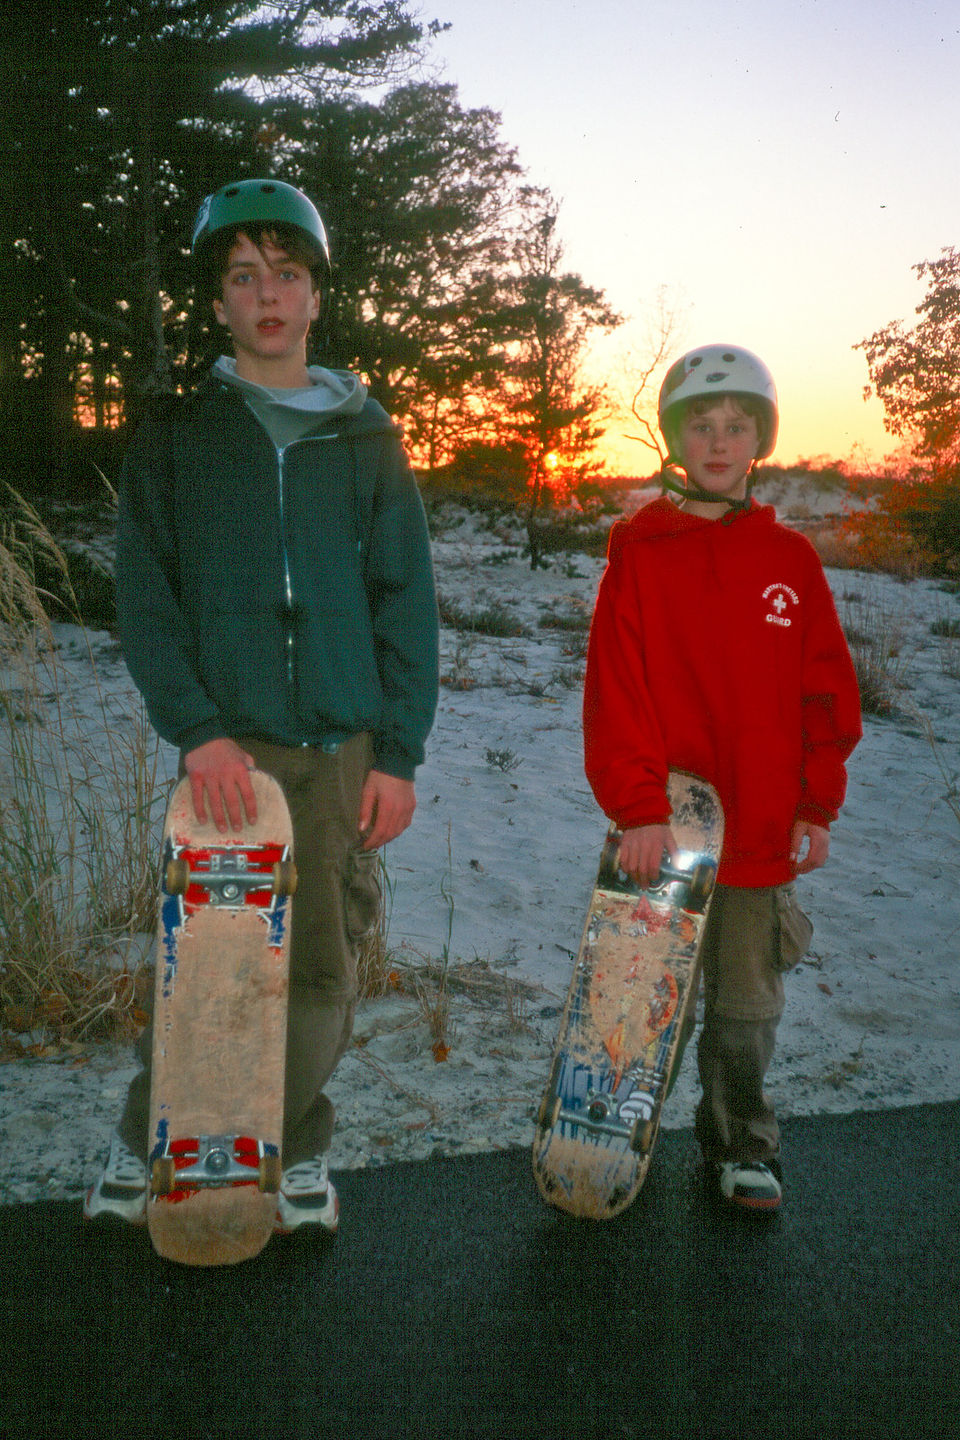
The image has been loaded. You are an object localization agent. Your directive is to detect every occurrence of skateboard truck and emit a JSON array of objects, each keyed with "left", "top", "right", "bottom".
[
  {"left": 555, "top": 1089, "right": 647, "bottom": 1150},
  {"left": 599, "top": 836, "right": 717, "bottom": 914},
  {"left": 544, "top": 1086, "right": 659, "bottom": 1156},
  {"left": 651, "top": 851, "right": 716, "bottom": 913},
  {"left": 164, "top": 848, "right": 298, "bottom": 906},
  {"left": 586, "top": 1090, "right": 624, "bottom": 1130},
  {"left": 150, "top": 1134, "right": 283, "bottom": 1197},
  {"left": 587, "top": 1090, "right": 616, "bottom": 1124}
]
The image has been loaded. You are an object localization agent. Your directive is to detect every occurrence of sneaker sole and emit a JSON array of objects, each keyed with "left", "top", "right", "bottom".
[
  {"left": 274, "top": 1193, "right": 339, "bottom": 1236},
  {"left": 725, "top": 1191, "right": 781, "bottom": 1213},
  {"left": 82, "top": 1185, "right": 148, "bottom": 1226},
  {"left": 710, "top": 1162, "right": 782, "bottom": 1213}
]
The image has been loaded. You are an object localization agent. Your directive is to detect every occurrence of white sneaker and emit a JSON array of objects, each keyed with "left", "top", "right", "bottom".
[
  {"left": 275, "top": 1155, "right": 339, "bottom": 1235},
  {"left": 83, "top": 1134, "right": 147, "bottom": 1225},
  {"left": 717, "top": 1158, "right": 782, "bottom": 1212}
]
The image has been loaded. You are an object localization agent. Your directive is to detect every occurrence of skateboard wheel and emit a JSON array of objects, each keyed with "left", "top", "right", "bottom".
[
  {"left": 628, "top": 1118, "right": 647, "bottom": 1153},
  {"left": 686, "top": 861, "right": 716, "bottom": 912},
  {"left": 272, "top": 859, "right": 298, "bottom": 897},
  {"left": 151, "top": 1156, "right": 177, "bottom": 1196},
  {"left": 258, "top": 1154, "right": 282, "bottom": 1193},
  {"left": 537, "top": 1094, "right": 561, "bottom": 1130},
  {"left": 598, "top": 831, "right": 624, "bottom": 888},
  {"left": 165, "top": 858, "right": 191, "bottom": 895}
]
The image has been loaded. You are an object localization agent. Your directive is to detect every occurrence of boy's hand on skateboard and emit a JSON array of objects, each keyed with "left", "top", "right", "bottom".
[
  {"left": 618, "top": 824, "right": 678, "bottom": 891},
  {"left": 184, "top": 739, "right": 258, "bottom": 832},
  {"left": 358, "top": 771, "right": 416, "bottom": 850},
  {"left": 791, "top": 820, "right": 830, "bottom": 874}
]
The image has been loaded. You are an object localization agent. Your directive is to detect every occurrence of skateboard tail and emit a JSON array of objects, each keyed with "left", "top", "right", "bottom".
[
  {"left": 147, "top": 1187, "right": 278, "bottom": 1266},
  {"left": 533, "top": 1139, "right": 652, "bottom": 1219}
]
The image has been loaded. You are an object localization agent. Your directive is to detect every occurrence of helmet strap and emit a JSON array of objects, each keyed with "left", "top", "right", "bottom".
[
  {"left": 659, "top": 458, "right": 757, "bottom": 516},
  {"left": 658, "top": 459, "right": 689, "bottom": 502}
]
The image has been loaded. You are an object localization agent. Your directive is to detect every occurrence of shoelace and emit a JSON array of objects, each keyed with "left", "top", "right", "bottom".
[
  {"left": 281, "top": 1160, "right": 327, "bottom": 1195},
  {"left": 109, "top": 1143, "right": 146, "bottom": 1185}
]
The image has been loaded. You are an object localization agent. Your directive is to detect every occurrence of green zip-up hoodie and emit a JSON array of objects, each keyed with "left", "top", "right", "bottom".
[{"left": 115, "top": 374, "right": 439, "bottom": 780}]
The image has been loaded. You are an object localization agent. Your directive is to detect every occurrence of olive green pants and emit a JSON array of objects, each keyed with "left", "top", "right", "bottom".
[
  {"left": 120, "top": 733, "right": 380, "bottom": 1168},
  {"left": 691, "top": 883, "right": 813, "bottom": 1164}
]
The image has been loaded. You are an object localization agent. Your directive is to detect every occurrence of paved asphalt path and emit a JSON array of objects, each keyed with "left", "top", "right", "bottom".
[{"left": 1, "top": 1099, "right": 958, "bottom": 1440}]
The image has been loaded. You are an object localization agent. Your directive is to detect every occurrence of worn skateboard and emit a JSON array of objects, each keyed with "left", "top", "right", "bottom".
[
  {"left": 147, "top": 770, "right": 296, "bottom": 1266},
  {"left": 533, "top": 771, "right": 723, "bottom": 1219}
]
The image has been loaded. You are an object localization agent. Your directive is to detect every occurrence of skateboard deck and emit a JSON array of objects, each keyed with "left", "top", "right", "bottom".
[
  {"left": 533, "top": 771, "right": 723, "bottom": 1219},
  {"left": 147, "top": 770, "right": 295, "bottom": 1266}
]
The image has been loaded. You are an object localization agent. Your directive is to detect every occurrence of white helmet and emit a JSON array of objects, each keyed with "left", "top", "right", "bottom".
[{"left": 658, "top": 344, "right": 779, "bottom": 461}]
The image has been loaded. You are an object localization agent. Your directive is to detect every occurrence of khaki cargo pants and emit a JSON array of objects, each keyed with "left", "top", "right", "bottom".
[
  {"left": 119, "top": 732, "right": 380, "bottom": 1169},
  {"left": 692, "top": 883, "right": 813, "bottom": 1164}
]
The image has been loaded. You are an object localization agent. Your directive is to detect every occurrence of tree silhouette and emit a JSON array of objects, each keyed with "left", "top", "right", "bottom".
[
  {"left": 496, "top": 193, "right": 621, "bottom": 567},
  {"left": 857, "top": 246, "right": 960, "bottom": 462},
  {"left": 0, "top": 0, "right": 431, "bottom": 482},
  {"left": 0, "top": 4, "right": 621, "bottom": 520},
  {"left": 267, "top": 81, "right": 525, "bottom": 468}
]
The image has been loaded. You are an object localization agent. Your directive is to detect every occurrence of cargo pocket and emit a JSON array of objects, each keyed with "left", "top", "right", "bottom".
[
  {"left": 773, "top": 884, "right": 813, "bottom": 973},
  {"left": 344, "top": 847, "right": 381, "bottom": 944}
]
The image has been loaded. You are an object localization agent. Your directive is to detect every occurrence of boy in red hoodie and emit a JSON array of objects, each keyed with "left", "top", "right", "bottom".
[{"left": 583, "top": 345, "right": 861, "bottom": 1212}]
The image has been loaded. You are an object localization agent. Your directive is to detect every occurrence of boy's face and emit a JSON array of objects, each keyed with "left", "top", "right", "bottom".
[
  {"left": 677, "top": 397, "right": 760, "bottom": 504},
  {"left": 212, "top": 231, "right": 321, "bottom": 385}
]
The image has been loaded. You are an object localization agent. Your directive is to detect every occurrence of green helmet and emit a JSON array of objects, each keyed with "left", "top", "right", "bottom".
[
  {"left": 191, "top": 178, "right": 331, "bottom": 274},
  {"left": 658, "top": 344, "right": 779, "bottom": 461}
]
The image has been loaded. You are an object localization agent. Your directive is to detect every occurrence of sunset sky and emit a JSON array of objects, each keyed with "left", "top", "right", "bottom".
[{"left": 428, "top": 0, "right": 960, "bottom": 474}]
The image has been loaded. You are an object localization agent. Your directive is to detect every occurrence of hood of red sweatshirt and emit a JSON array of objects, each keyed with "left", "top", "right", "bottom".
[{"left": 607, "top": 495, "right": 779, "bottom": 564}]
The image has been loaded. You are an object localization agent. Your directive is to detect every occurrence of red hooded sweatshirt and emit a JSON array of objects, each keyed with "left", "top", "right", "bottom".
[{"left": 583, "top": 497, "right": 862, "bottom": 887}]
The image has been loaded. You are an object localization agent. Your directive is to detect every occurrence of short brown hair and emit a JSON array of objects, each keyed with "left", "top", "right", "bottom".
[
  {"left": 684, "top": 393, "right": 764, "bottom": 424},
  {"left": 680, "top": 393, "right": 768, "bottom": 450},
  {"left": 198, "top": 221, "right": 328, "bottom": 302}
]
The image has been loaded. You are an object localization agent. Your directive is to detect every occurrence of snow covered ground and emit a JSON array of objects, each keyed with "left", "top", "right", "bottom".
[{"left": 1, "top": 475, "right": 958, "bottom": 1204}]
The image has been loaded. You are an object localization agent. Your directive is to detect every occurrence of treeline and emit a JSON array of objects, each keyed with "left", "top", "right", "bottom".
[{"left": 1, "top": 1, "right": 619, "bottom": 500}]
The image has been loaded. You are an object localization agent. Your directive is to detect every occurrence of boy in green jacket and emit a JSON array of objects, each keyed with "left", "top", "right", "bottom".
[{"left": 86, "top": 179, "right": 439, "bottom": 1234}]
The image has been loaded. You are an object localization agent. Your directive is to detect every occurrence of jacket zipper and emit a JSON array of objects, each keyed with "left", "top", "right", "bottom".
[
  {"left": 276, "top": 443, "right": 296, "bottom": 689},
  {"left": 274, "top": 431, "right": 343, "bottom": 693}
]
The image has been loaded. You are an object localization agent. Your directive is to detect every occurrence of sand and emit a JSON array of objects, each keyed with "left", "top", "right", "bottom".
[{"left": 1, "top": 475, "right": 958, "bottom": 1205}]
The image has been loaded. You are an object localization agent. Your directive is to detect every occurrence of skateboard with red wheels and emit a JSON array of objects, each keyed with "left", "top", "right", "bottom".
[
  {"left": 147, "top": 770, "right": 296, "bottom": 1266},
  {"left": 533, "top": 771, "right": 723, "bottom": 1218}
]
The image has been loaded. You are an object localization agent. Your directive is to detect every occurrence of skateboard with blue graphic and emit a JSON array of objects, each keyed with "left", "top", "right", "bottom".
[
  {"left": 533, "top": 772, "right": 723, "bottom": 1218},
  {"left": 147, "top": 770, "right": 296, "bottom": 1266}
]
